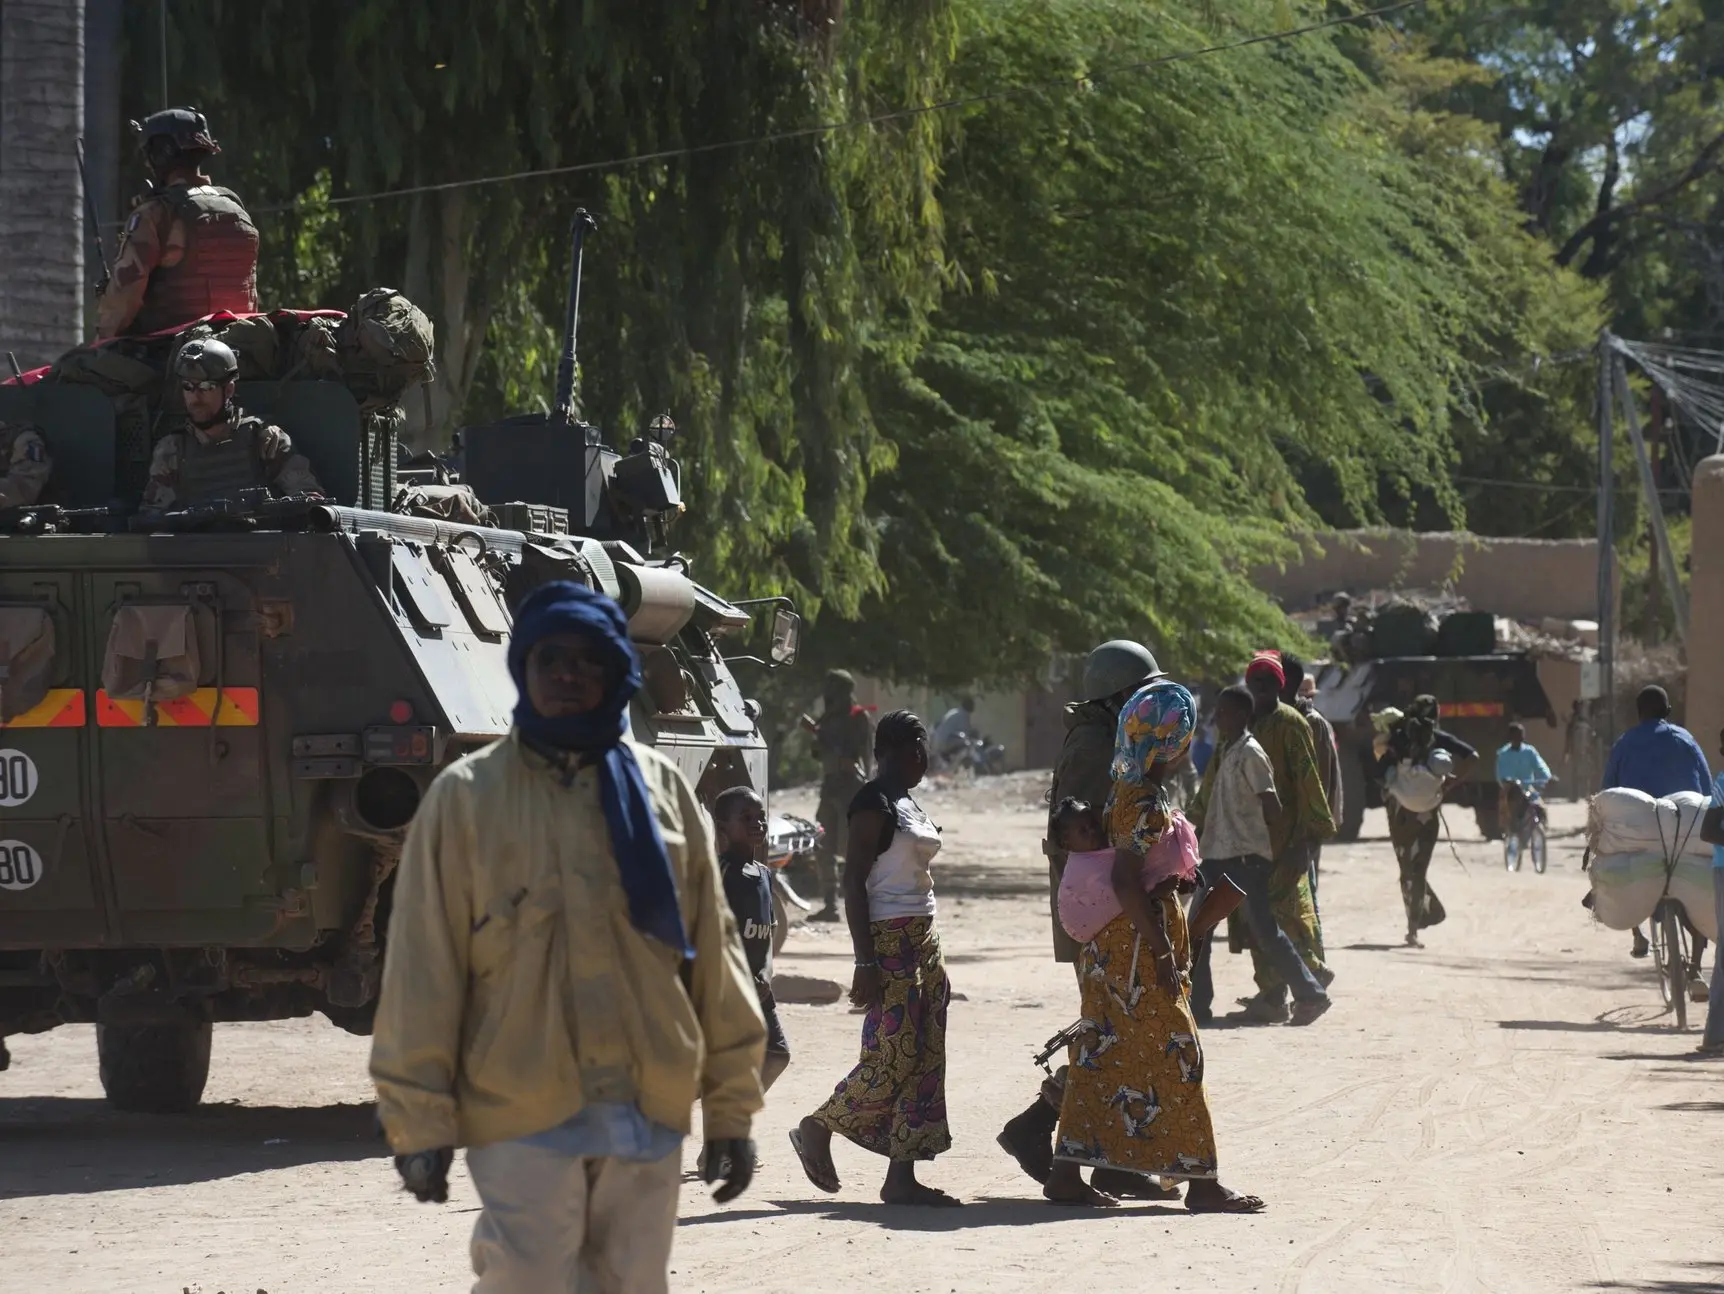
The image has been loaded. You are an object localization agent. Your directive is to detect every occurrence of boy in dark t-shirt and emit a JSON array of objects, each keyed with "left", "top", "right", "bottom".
[{"left": 712, "top": 786, "right": 791, "bottom": 1090}]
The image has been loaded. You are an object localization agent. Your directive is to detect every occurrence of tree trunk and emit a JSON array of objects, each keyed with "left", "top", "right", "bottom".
[
  {"left": 398, "top": 189, "right": 489, "bottom": 450},
  {"left": 0, "top": 0, "right": 86, "bottom": 368}
]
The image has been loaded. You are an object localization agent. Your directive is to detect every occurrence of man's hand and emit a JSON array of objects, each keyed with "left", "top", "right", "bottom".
[
  {"left": 394, "top": 1147, "right": 454, "bottom": 1203},
  {"left": 702, "top": 1137, "right": 757, "bottom": 1203}
]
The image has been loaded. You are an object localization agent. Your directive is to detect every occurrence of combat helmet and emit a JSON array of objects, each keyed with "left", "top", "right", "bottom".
[
  {"left": 172, "top": 338, "right": 240, "bottom": 384},
  {"left": 1081, "top": 640, "right": 1164, "bottom": 702},
  {"left": 135, "top": 107, "right": 220, "bottom": 166}
]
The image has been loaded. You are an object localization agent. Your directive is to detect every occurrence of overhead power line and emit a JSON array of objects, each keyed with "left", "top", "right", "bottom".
[{"left": 246, "top": 0, "right": 1428, "bottom": 218}]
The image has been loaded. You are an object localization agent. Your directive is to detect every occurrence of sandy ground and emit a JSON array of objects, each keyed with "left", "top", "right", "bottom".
[{"left": 2, "top": 777, "right": 1721, "bottom": 1294}]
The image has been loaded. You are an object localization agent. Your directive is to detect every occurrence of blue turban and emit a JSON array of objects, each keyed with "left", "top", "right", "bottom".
[{"left": 508, "top": 580, "right": 691, "bottom": 957}]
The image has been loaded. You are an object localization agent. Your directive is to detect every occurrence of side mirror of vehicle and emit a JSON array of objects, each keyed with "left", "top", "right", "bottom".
[{"left": 769, "top": 607, "right": 801, "bottom": 666}]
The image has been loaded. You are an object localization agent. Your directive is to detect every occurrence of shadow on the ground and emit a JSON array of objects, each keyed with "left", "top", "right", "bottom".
[
  {"left": 1497, "top": 1019, "right": 1684, "bottom": 1035},
  {"left": 0, "top": 1096, "right": 383, "bottom": 1197},
  {"left": 1592, "top": 1260, "right": 1724, "bottom": 1292},
  {"left": 683, "top": 1195, "right": 1184, "bottom": 1230}
]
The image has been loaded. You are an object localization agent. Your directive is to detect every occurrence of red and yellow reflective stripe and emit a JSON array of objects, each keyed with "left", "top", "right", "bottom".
[
  {"left": 1439, "top": 702, "right": 1504, "bottom": 719},
  {"left": 96, "top": 687, "right": 260, "bottom": 728},
  {"left": 0, "top": 689, "right": 87, "bottom": 729}
]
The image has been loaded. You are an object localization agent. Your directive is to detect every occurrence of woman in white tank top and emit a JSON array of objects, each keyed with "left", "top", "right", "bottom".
[{"left": 790, "top": 710, "right": 960, "bottom": 1207}]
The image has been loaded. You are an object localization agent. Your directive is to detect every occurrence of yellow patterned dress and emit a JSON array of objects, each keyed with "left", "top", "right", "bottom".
[
  {"left": 1059, "top": 680, "right": 1218, "bottom": 1181},
  {"left": 1053, "top": 891, "right": 1218, "bottom": 1181}
]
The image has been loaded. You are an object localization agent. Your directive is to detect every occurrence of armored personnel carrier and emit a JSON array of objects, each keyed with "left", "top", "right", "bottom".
[
  {"left": 0, "top": 212, "right": 797, "bottom": 1111},
  {"left": 1313, "top": 606, "right": 1553, "bottom": 842}
]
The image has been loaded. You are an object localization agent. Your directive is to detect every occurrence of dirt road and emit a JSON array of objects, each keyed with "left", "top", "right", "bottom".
[{"left": 3, "top": 780, "right": 1720, "bottom": 1293}]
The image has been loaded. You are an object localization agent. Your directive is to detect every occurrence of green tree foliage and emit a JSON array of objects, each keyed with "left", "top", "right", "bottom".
[
  {"left": 119, "top": 1, "right": 1615, "bottom": 690},
  {"left": 832, "top": 0, "right": 1600, "bottom": 684}
]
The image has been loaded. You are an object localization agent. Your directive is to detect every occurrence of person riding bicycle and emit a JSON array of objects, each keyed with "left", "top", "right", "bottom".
[{"left": 1495, "top": 723, "right": 1552, "bottom": 832}]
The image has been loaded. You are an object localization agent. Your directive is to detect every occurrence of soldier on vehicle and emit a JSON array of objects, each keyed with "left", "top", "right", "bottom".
[
  {"left": 0, "top": 421, "right": 52, "bottom": 509},
  {"left": 140, "top": 339, "right": 322, "bottom": 511},
  {"left": 800, "top": 671, "right": 873, "bottom": 923},
  {"left": 97, "top": 107, "right": 260, "bottom": 339}
]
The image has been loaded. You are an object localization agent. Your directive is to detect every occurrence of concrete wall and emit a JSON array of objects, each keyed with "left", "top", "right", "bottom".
[
  {"left": 1255, "top": 530, "right": 1604, "bottom": 622},
  {"left": 1690, "top": 457, "right": 1724, "bottom": 765}
]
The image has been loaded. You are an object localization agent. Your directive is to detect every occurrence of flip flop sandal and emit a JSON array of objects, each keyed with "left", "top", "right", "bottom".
[
  {"left": 788, "top": 1127, "right": 840, "bottom": 1194},
  {"left": 1186, "top": 1192, "right": 1267, "bottom": 1214}
]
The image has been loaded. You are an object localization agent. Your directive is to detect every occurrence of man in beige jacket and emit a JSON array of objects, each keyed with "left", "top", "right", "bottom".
[{"left": 371, "top": 580, "right": 766, "bottom": 1293}]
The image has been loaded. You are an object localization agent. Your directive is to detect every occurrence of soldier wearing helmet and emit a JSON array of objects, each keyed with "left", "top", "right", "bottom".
[
  {"left": 97, "top": 107, "right": 260, "bottom": 339},
  {"left": 0, "top": 421, "right": 52, "bottom": 510},
  {"left": 998, "top": 639, "right": 1180, "bottom": 1199},
  {"left": 140, "top": 339, "right": 322, "bottom": 511}
]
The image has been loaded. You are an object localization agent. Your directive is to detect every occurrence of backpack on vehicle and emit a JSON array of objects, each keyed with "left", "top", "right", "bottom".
[{"left": 336, "top": 289, "right": 436, "bottom": 409}]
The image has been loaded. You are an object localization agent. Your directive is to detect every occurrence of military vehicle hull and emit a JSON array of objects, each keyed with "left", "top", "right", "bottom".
[
  {"left": 1316, "top": 655, "right": 1556, "bottom": 842},
  {"left": 0, "top": 510, "right": 769, "bottom": 1108}
]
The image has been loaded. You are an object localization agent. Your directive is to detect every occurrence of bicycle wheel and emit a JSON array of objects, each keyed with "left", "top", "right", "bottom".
[
  {"left": 1530, "top": 822, "right": 1547, "bottom": 874},
  {"left": 1503, "top": 831, "right": 1520, "bottom": 872},
  {"left": 1651, "top": 915, "right": 1673, "bottom": 1007},
  {"left": 1661, "top": 903, "right": 1689, "bottom": 1029}
]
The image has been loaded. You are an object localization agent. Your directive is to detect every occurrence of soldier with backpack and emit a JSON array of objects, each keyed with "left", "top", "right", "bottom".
[
  {"left": 98, "top": 107, "right": 260, "bottom": 339},
  {"left": 140, "top": 339, "right": 322, "bottom": 511}
]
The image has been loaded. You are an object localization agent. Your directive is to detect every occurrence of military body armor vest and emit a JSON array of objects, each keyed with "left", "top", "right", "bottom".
[
  {"left": 177, "top": 416, "right": 268, "bottom": 504},
  {"left": 130, "top": 185, "right": 260, "bottom": 336}
]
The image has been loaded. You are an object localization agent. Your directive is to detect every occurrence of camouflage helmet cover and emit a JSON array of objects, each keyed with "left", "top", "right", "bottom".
[
  {"left": 136, "top": 106, "right": 220, "bottom": 157},
  {"left": 173, "top": 337, "right": 240, "bottom": 383},
  {"left": 1080, "top": 639, "right": 1165, "bottom": 702}
]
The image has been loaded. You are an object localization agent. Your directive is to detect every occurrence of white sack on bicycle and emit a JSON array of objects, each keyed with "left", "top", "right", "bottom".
[
  {"left": 1589, "top": 850, "right": 1719, "bottom": 940},
  {"left": 1587, "top": 788, "right": 1713, "bottom": 860}
]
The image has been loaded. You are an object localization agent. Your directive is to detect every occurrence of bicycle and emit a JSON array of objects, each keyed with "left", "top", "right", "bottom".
[{"left": 1500, "top": 779, "right": 1549, "bottom": 874}]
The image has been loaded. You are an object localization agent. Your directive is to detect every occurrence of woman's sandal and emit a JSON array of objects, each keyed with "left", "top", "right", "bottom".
[
  {"left": 788, "top": 1126, "right": 840, "bottom": 1194},
  {"left": 1185, "top": 1185, "right": 1267, "bottom": 1214},
  {"left": 1043, "top": 1182, "right": 1120, "bottom": 1209}
]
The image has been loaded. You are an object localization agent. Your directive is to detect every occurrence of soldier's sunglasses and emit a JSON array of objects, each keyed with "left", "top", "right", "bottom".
[{"left": 179, "top": 379, "right": 224, "bottom": 393}]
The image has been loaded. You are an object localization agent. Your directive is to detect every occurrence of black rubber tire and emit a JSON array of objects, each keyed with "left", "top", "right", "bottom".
[
  {"left": 97, "top": 1018, "right": 213, "bottom": 1113},
  {"left": 1474, "top": 803, "right": 1502, "bottom": 842},
  {"left": 1662, "top": 906, "right": 1689, "bottom": 1030}
]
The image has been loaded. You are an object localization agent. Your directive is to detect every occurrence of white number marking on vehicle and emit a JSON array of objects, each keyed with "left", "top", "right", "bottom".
[
  {"left": 0, "top": 749, "right": 38, "bottom": 807},
  {"left": 0, "top": 840, "right": 42, "bottom": 890}
]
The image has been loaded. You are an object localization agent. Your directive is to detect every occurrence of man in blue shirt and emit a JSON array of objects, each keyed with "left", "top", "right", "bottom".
[
  {"left": 1697, "top": 728, "right": 1724, "bottom": 1057},
  {"left": 1497, "top": 723, "right": 1552, "bottom": 840},
  {"left": 1602, "top": 686, "right": 1712, "bottom": 798},
  {"left": 1603, "top": 686, "right": 1712, "bottom": 964}
]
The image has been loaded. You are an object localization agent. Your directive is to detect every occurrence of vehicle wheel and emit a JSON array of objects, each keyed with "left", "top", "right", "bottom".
[
  {"left": 97, "top": 1018, "right": 213, "bottom": 1113},
  {"left": 771, "top": 887, "right": 790, "bottom": 958},
  {"left": 1530, "top": 822, "right": 1548, "bottom": 874},
  {"left": 1474, "top": 803, "right": 1502, "bottom": 841},
  {"left": 1503, "top": 832, "right": 1520, "bottom": 872}
]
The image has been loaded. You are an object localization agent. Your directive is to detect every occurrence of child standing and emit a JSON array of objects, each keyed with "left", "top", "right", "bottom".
[
  {"left": 1191, "top": 685, "right": 1331, "bottom": 1026},
  {"left": 712, "top": 786, "right": 792, "bottom": 1090}
]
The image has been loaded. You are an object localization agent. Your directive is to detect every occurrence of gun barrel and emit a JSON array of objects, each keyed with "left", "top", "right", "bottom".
[
  {"left": 75, "top": 137, "right": 113, "bottom": 289},
  {"left": 552, "top": 209, "right": 599, "bottom": 425}
]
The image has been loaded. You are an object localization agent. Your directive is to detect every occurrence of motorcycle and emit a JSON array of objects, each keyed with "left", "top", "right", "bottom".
[
  {"left": 765, "top": 811, "right": 822, "bottom": 956},
  {"left": 937, "top": 733, "right": 1007, "bottom": 778}
]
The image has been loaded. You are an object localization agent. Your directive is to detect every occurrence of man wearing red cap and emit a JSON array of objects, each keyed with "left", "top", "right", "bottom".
[{"left": 1192, "top": 652, "right": 1334, "bottom": 1023}]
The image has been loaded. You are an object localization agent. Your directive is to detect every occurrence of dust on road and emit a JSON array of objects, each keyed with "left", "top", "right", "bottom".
[{"left": 2, "top": 779, "right": 1719, "bottom": 1293}]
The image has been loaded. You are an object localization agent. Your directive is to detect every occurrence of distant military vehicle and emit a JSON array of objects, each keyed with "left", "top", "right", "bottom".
[
  {"left": 1313, "top": 607, "right": 1554, "bottom": 842},
  {"left": 0, "top": 211, "right": 797, "bottom": 1111}
]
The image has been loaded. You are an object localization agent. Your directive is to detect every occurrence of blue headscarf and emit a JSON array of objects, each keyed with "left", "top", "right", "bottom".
[{"left": 508, "top": 581, "right": 691, "bottom": 958}]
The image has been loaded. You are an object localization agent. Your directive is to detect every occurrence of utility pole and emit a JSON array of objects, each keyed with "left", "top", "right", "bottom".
[
  {"left": 1645, "top": 385, "right": 1663, "bottom": 640},
  {"left": 1596, "top": 334, "right": 1616, "bottom": 751}
]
